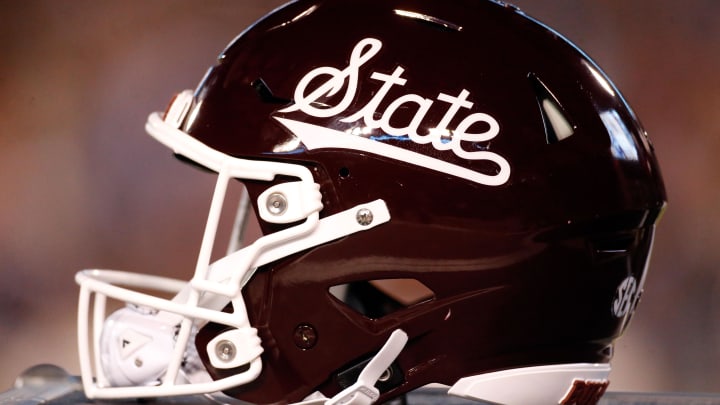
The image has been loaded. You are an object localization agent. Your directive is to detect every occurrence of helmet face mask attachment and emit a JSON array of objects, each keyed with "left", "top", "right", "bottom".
[
  {"left": 74, "top": 1, "right": 667, "bottom": 404},
  {"left": 77, "top": 100, "right": 393, "bottom": 398}
]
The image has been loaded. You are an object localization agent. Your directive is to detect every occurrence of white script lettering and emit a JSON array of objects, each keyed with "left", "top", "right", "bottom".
[{"left": 278, "top": 38, "right": 510, "bottom": 186}]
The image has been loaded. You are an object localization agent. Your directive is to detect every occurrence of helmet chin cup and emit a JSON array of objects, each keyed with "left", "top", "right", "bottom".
[{"left": 75, "top": 269, "right": 263, "bottom": 399}]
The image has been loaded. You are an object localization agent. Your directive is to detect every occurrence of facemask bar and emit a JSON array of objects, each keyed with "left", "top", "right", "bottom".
[
  {"left": 75, "top": 91, "right": 392, "bottom": 399},
  {"left": 76, "top": 270, "right": 264, "bottom": 398},
  {"left": 226, "top": 187, "right": 252, "bottom": 256}
]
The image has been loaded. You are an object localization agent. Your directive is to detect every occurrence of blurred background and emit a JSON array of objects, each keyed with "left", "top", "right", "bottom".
[{"left": 1, "top": 0, "right": 718, "bottom": 395}]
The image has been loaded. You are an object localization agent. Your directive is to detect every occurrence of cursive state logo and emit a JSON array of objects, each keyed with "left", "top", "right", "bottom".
[{"left": 275, "top": 38, "right": 511, "bottom": 186}]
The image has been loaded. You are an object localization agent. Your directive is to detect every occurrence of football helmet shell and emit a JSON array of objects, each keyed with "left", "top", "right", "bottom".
[{"left": 75, "top": 1, "right": 666, "bottom": 404}]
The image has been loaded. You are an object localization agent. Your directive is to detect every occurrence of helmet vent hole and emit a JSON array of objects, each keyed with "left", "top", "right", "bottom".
[
  {"left": 339, "top": 167, "right": 351, "bottom": 179},
  {"left": 251, "top": 78, "right": 292, "bottom": 105},
  {"left": 528, "top": 73, "right": 576, "bottom": 144},
  {"left": 329, "top": 279, "right": 434, "bottom": 319},
  {"left": 591, "top": 233, "right": 636, "bottom": 254}
]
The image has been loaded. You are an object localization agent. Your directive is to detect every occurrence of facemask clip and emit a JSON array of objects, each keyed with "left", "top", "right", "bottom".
[{"left": 258, "top": 181, "right": 323, "bottom": 224}]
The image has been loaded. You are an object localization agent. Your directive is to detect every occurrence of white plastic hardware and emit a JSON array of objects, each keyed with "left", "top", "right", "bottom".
[
  {"left": 448, "top": 362, "right": 611, "bottom": 405},
  {"left": 206, "top": 328, "right": 263, "bottom": 370},
  {"left": 326, "top": 330, "right": 408, "bottom": 405},
  {"left": 257, "top": 181, "right": 323, "bottom": 224}
]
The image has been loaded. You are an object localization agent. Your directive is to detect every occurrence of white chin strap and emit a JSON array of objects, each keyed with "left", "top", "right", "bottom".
[
  {"left": 293, "top": 338, "right": 610, "bottom": 405},
  {"left": 294, "top": 330, "right": 409, "bottom": 405}
]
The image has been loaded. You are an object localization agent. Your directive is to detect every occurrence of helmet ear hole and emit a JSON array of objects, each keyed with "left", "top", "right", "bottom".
[
  {"left": 329, "top": 279, "right": 435, "bottom": 319},
  {"left": 339, "top": 167, "right": 351, "bottom": 178}
]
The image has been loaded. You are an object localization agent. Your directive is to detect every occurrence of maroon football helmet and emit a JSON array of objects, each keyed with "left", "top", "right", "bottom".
[{"left": 75, "top": 1, "right": 666, "bottom": 404}]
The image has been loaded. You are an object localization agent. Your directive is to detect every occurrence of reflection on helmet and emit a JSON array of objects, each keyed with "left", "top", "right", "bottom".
[{"left": 75, "top": 1, "right": 666, "bottom": 404}]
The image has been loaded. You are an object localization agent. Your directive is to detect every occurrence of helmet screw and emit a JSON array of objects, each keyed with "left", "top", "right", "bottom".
[
  {"left": 293, "top": 324, "right": 318, "bottom": 349},
  {"left": 267, "top": 192, "right": 288, "bottom": 215},
  {"left": 356, "top": 208, "right": 373, "bottom": 226},
  {"left": 378, "top": 367, "right": 392, "bottom": 382},
  {"left": 215, "top": 340, "right": 236, "bottom": 362}
]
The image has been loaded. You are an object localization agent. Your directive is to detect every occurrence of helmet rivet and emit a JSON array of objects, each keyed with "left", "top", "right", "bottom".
[
  {"left": 356, "top": 208, "right": 373, "bottom": 226},
  {"left": 267, "top": 192, "right": 288, "bottom": 215},
  {"left": 293, "top": 324, "right": 318, "bottom": 349},
  {"left": 215, "top": 340, "right": 236, "bottom": 362},
  {"left": 378, "top": 367, "right": 392, "bottom": 382}
]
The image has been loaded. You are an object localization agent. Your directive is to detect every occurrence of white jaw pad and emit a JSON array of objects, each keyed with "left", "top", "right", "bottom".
[{"left": 447, "top": 363, "right": 610, "bottom": 405}]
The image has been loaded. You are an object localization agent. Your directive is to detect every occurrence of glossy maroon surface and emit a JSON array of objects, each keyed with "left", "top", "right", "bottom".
[{"left": 177, "top": 0, "right": 667, "bottom": 402}]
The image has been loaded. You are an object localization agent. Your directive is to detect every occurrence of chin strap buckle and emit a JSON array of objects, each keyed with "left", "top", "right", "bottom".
[
  {"left": 293, "top": 329, "right": 408, "bottom": 405},
  {"left": 326, "top": 329, "right": 408, "bottom": 405}
]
